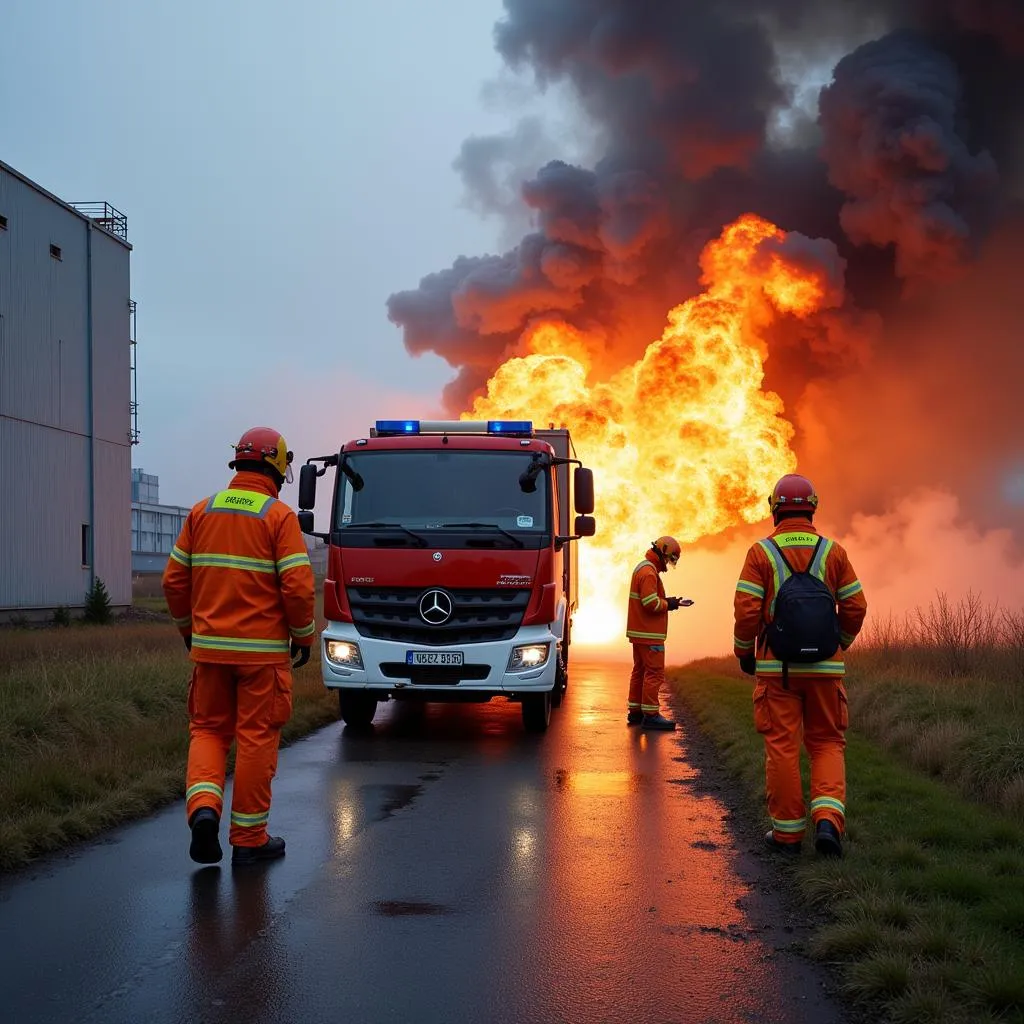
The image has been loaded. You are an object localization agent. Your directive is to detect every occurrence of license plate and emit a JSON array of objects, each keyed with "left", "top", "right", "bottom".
[{"left": 406, "top": 650, "right": 464, "bottom": 666}]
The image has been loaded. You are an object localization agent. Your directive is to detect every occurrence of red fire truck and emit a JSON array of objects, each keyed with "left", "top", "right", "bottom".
[{"left": 296, "top": 419, "right": 595, "bottom": 733}]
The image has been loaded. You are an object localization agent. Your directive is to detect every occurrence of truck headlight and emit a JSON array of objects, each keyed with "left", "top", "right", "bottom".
[
  {"left": 508, "top": 643, "right": 549, "bottom": 671},
  {"left": 324, "top": 640, "right": 363, "bottom": 668}
]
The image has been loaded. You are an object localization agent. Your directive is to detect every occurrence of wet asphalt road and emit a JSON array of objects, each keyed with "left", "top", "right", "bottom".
[{"left": 0, "top": 660, "right": 847, "bottom": 1024}]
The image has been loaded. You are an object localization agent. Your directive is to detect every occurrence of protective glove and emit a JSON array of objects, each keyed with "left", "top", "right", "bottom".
[
  {"left": 739, "top": 653, "right": 756, "bottom": 676},
  {"left": 291, "top": 642, "right": 311, "bottom": 669},
  {"left": 666, "top": 596, "right": 681, "bottom": 611},
  {"left": 183, "top": 634, "right": 192, "bottom": 652}
]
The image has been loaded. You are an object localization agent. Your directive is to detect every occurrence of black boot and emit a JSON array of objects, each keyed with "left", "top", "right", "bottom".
[
  {"left": 763, "top": 831, "right": 801, "bottom": 858},
  {"left": 627, "top": 710, "right": 643, "bottom": 725},
  {"left": 189, "top": 807, "right": 223, "bottom": 865},
  {"left": 814, "top": 820, "right": 843, "bottom": 859},
  {"left": 641, "top": 712, "right": 676, "bottom": 731},
  {"left": 231, "top": 835, "right": 286, "bottom": 866}
]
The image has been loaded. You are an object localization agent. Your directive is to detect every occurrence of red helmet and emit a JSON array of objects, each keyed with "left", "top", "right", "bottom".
[
  {"left": 230, "top": 426, "right": 293, "bottom": 482},
  {"left": 769, "top": 474, "right": 818, "bottom": 517},
  {"left": 651, "top": 535, "right": 681, "bottom": 567}
]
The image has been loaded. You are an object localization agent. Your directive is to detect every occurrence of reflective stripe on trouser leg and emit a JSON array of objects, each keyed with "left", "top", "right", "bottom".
[
  {"left": 802, "top": 678, "right": 848, "bottom": 834},
  {"left": 640, "top": 644, "right": 666, "bottom": 714},
  {"left": 627, "top": 643, "right": 645, "bottom": 710},
  {"left": 229, "top": 663, "right": 289, "bottom": 848},
  {"left": 185, "top": 663, "right": 237, "bottom": 821},
  {"left": 761, "top": 679, "right": 806, "bottom": 843}
]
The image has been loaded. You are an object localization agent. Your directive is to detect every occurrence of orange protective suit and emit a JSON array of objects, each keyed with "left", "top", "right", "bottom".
[
  {"left": 733, "top": 519, "right": 867, "bottom": 845},
  {"left": 163, "top": 470, "right": 316, "bottom": 848},
  {"left": 626, "top": 552, "right": 669, "bottom": 714}
]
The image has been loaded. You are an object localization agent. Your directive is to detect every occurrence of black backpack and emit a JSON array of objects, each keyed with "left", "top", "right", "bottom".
[{"left": 764, "top": 536, "right": 841, "bottom": 672}]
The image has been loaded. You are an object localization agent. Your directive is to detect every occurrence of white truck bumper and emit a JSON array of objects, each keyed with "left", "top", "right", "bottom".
[{"left": 319, "top": 620, "right": 558, "bottom": 698}]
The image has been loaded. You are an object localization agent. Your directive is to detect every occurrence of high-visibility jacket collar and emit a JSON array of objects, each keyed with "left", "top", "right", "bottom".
[
  {"left": 771, "top": 518, "right": 819, "bottom": 540},
  {"left": 228, "top": 470, "right": 280, "bottom": 499},
  {"left": 643, "top": 550, "right": 663, "bottom": 572}
]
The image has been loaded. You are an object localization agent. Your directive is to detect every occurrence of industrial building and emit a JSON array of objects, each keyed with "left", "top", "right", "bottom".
[
  {"left": 130, "top": 469, "right": 190, "bottom": 575},
  {"left": 0, "top": 160, "right": 137, "bottom": 618},
  {"left": 130, "top": 469, "right": 328, "bottom": 577}
]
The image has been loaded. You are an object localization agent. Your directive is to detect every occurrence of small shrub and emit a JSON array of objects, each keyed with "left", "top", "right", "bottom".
[
  {"left": 83, "top": 578, "right": 112, "bottom": 625},
  {"left": 53, "top": 606, "right": 71, "bottom": 627}
]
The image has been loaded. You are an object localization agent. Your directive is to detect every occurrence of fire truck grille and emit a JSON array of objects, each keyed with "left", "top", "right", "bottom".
[{"left": 346, "top": 587, "right": 532, "bottom": 646}]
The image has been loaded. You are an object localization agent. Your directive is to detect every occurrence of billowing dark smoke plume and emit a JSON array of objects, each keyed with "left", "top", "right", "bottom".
[{"left": 386, "top": 0, "right": 1024, "bottom": 530}]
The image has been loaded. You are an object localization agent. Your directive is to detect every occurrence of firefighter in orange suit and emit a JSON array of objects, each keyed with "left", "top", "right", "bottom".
[
  {"left": 733, "top": 474, "right": 867, "bottom": 859},
  {"left": 163, "top": 426, "right": 316, "bottom": 866},
  {"left": 626, "top": 536, "right": 693, "bottom": 731}
]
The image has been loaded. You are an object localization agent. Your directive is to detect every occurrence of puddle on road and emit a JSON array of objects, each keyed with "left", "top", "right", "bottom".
[
  {"left": 551, "top": 767, "right": 649, "bottom": 795},
  {"left": 373, "top": 900, "right": 452, "bottom": 917},
  {"left": 368, "top": 783, "right": 423, "bottom": 821}
]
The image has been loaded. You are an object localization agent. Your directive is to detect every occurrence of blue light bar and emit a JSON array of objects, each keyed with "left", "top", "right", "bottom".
[
  {"left": 487, "top": 420, "right": 533, "bottom": 434},
  {"left": 375, "top": 419, "right": 420, "bottom": 435}
]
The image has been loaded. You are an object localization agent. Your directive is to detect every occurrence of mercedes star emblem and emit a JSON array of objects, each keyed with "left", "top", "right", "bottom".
[
  {"left": 419, "top": 589, "right": 453, "bottom": 625},
  {"left": 432, "top": 551, "right": 442, "bottom": 562}
]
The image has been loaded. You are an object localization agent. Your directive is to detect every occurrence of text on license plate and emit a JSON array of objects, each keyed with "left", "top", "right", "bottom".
[{"left": 406, "top": 651, "right": 464, "bottom": 666}]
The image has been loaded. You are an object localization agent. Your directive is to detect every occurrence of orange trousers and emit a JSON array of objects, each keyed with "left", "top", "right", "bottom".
[
  {"left": 185, "top": 662, "right": 293, "bottom": 848},
  {"left": 752, "top": 677, "right": 850, "bottom": 845},
  {"left": 628, "top": 643, "right": 666, "bottom": 714}
]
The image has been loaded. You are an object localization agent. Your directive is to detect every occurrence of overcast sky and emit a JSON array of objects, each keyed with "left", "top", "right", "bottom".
[{"left": 1, "top": 0, "right": 533, "bottom": 506}]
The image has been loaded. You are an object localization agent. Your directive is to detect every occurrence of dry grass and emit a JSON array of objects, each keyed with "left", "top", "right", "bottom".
[
  {"left": 671, "top": 662, "right": 1024, "bottom": 1024},
  {"left": 847, "top": 593, "right": 1024, "bottom": 819},
  {"left": 0, "top": 614, "right": 336, "bottom": 872}
]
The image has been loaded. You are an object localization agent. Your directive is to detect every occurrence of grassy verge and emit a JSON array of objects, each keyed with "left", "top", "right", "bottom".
[
  {"left": 671, "top": 658, "right": 1024, "bottom": 1024},
  {"left": 847, "top": 597, "right": 1024, "bottom": 819},
  {"left": 0, "top": 618, "right": 337, "bottom": 872}
]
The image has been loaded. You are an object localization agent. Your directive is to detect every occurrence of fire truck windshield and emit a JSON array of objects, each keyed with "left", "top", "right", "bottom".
[{"left": 333, "top": 451, "right": 550, "bottom": 542}]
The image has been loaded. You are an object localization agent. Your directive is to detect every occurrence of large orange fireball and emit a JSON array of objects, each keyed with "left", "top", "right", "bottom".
[{"left": 463, "top": 214, "right": 844, "bottom": 644}]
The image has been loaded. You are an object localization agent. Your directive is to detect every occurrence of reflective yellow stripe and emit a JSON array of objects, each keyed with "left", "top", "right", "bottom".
[
  {"left": 277, "top": 552, "right": 311, "bottom": 573},
  {"left": 773, "top": 532, "right": 817, "bottom": 549},
  {"left": 757, "top": 659, "right": 845, "bottom": 675},
  {"left": 290, "top": 620, "right": 316, "bottom": 639},
  {"left": 172, "top": 614, "right": 191, "bottom": 628},
  {"left": 641, "top": 593, "right": 661, "bottom": 607},
  {"left": 205, "top": 489, "right": 276, "bottom": 519},
  {"left": 772, "top": 817, "right": 806, "bottom": 833},
  {"left": 186, "top": 781, "right": 224, "bottom": 801},
  {"left": 810, "top": 538, "right": 833, "bottom": 579},
  {"left": 837, "top": 580, "right": 863, "bottom": 600},
  {"left": 230, "top": 810, "right": 269, "bottom": 827},
  {"left": 839, "top": 631, "right": 856, "bottom": 646},
  {"left": 192, "top": 634, "right": 290, "bottom": 654},
  {"left": 170, "top": 545, "right": 191, "bottom": 567},
  {"left": 757, "top": 540, "right": 784, "bottom": 614},
  {"left": 627, "top": 630, "right": 668, "bottom": 640},
  {"left": 191, "top": 553, "right": 276, "bottom": 573},
  {"left": 734, "top": 636, "right": 755, "bottom": 650},
  {"left": 810, "top": 796, "right": 845, "bottom": 816},
  {"left": 735, "top": 580, "right": 765, "bottom": 598}
]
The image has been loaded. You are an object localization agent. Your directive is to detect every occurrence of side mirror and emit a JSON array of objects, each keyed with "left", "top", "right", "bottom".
[
  {"left": 574, "top": 514, "right": 596, "bottom": 538},
  {"left": 297, "top": 510, "right": 314, "bottom": 535},
  {"left": 574, "top": 467, "right": 594, "bottom": 514},
  {"left": 298, "top": 463, "right": 318, "bottom": 511}
]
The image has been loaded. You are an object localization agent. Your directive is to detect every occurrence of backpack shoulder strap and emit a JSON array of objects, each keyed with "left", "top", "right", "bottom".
[{"left": 765, "top": 537, "right": 796, "bottom": 576}]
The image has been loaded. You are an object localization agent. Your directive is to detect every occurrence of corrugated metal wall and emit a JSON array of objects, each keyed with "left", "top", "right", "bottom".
[
  {"left": 89, "top": 227, "right": 132, "bottom": 605},
  {"left": 0, "top": 164, "right": 132, "bottom": 610},
  {"left": 0, "top": 418, "right": 91, "bottom": 608}
]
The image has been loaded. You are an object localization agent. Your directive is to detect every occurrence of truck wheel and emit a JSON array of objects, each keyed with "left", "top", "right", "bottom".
[
  {"left": 339, "top": 693, "right": 377, "bottom": 730},
  {"left": 551, "top": 657, "right": 567, "bottom": 708},
  {"left": 521, "top": 691, "right": 551, "bottom": 733}
]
